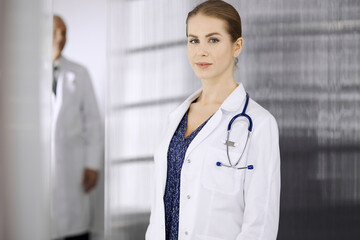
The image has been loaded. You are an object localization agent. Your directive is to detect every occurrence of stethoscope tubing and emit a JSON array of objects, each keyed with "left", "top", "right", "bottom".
[
  {"left": 227, "top": 93, "right": 253, "bottom": 132},
  {"left": 216, "top": 93, "right": 254, "bottom": 170},
  {"left": 226, "top": 131, "right": 251, "bottom": 167}
]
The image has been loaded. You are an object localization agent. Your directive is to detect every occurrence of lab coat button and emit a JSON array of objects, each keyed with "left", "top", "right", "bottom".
[
  {"left": 187, "top": 159, "right": 191, "bottom": 163},
  {"left": 187, "top": 195, "right": 191, "bottom": 199},
  {"left": 185, "top": 231, "right": 189, "bottom": 235}
]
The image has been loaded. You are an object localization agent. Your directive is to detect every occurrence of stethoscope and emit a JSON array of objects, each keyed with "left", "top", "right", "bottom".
[{"left": 216, "top": 93, "right": 254, "bottom": 170}]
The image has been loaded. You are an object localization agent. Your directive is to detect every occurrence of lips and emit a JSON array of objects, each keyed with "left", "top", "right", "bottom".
[{"left": 196, "top": 62, "right": 212, "bottom": 69}]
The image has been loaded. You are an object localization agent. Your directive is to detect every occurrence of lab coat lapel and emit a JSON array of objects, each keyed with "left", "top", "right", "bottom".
[
  {"left": 159, "top": 89, "right": 202, "bottom": 195},
  {"left": 184, "top": 84, "right": 247, "bottom": 160},
  {"left": 184, "top": 109, "right": 223, "bottom": 161},
  {"left": 52, "top": 70, "right": 64, "bottom": 127},
  {"left": 52, "top": 57, "right": 67, "bottom": 117}
]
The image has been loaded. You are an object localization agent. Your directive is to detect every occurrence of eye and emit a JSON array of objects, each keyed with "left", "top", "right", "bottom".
[
  {"left": 189, "top": 39, "right": 199, "bottom": 44},
  {"left": 209, "top": 38, "right": 219, "bottom": 43}
]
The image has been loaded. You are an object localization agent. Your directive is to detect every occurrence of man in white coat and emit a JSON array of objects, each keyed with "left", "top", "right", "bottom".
[{"left": 51, "top": 15, "right": 102, "bottom": 240}]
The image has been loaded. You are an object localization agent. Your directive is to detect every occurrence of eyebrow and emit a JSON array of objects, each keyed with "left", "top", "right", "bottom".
[{"left": 188, "top": 32, "right": 222, "bottom": 38}]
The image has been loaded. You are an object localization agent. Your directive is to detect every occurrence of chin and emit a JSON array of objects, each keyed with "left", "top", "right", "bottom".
[{"left": 194, "top": 71, "right": 217, "bottom": 81}]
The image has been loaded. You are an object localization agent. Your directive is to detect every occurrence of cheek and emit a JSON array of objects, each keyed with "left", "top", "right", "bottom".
[
  {"left": 214, "top": 45, "right": 233, "bottom": 67},
  {"left": 54, "top": 34, "right": 62, "bottom": 43},
  {"left": 216, "top": 45, "right": 231, "bottom": 59},
  {"left": 187, "top": 46, "right": 194, "bottom": 63}
]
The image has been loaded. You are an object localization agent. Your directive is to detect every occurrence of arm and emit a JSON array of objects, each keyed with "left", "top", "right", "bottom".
[
  {"left": 80, "top": 68, "right": 103, "bottom": 191},
  {"left": 236, "top": 115, "right": 281, "bottom": 240}
]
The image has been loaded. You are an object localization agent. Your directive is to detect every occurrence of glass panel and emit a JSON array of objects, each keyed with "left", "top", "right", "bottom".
[
  {"left": 108, "top": 104, "right": 180, "bottom": 160},
  {"left": 235, "top": 0, "right": 360, "bottom": 239},
  {"left": 110, "top": 162, "right": 153, "bottom": 240}
]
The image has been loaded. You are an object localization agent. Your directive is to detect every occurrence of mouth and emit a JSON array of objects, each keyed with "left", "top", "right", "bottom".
[{"left": 195, "top": 62, "right": 212, "bottom": 69}]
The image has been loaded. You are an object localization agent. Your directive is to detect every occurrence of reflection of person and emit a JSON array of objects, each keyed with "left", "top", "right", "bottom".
[
  {"left": 146, "top": 1, "right": 280, "bottom": 240},
  {"left": 51, "top": 15, "right": 102, "bottom": 240}
]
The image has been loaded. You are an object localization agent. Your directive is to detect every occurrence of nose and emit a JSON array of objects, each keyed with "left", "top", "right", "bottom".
[{"left": 197, "top": 42, "right": 209, "bottom": 57}]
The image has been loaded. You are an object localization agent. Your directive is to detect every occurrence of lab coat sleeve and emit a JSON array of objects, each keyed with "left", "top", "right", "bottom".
[
  {"left": 80, "top": 68, "right": 103, "bottom": 170},
  {"left": 236, "top": 115, "right": 281, "bottom": 240}
]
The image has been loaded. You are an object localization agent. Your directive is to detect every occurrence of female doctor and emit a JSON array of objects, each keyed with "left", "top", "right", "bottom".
[{"left": 146, "top": 1, "right": 281, "bottom": 240}]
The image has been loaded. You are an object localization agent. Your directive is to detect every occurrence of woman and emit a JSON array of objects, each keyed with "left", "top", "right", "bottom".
[{"left": 146, "top": 1, "right": 280, "bottom": 240}]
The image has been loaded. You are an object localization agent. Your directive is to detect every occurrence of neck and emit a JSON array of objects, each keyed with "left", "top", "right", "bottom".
[
  {"left": 52, "top": 52, "right": 61, "bottom": 63},
  {"left": 198, "top": 71, "right": 238, "bottom": 106}
]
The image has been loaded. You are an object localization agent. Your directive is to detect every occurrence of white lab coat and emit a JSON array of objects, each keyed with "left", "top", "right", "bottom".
[
  {"left": 51, "top": 56, "right": 102, "bottom": 238},
  {"left": 146, "top": 83, "right": 280, "bottom": 240}
]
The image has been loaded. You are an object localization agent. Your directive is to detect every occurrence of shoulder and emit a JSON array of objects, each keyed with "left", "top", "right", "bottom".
[
  {"left": 247, "top": 97, "right": 278, "bottom": 133},
  {"left": 61, "top": 56, "right": 89, "bottom": 75}
]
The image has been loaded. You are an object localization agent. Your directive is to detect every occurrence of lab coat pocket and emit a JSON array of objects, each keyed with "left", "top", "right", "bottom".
[
  {"left": 61, "top": 72, "right": 77, "bottom": 99},
  {"left": 201, "top": 148, "right": 241, "bottom": 195},
  {"left": 65, "top": 75, "right": 77, "bottom": 92}
]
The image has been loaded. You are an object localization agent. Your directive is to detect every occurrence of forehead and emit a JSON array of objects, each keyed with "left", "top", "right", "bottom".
[{"left": 187, "top": 14, "right": 228, "bottom": 36}]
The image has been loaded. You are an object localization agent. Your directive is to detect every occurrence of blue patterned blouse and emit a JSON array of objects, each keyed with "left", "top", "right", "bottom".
[{"left": 163, "top": 109, "right": 211, "bottom": 240}]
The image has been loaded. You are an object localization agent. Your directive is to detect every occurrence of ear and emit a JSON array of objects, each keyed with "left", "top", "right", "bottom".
[{"left": 233, "top": 37, "right": 243, "bottom": 58}]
